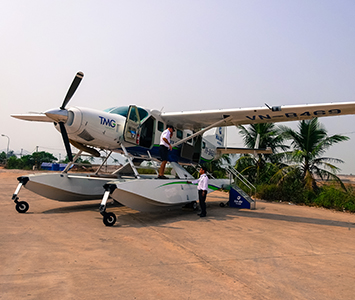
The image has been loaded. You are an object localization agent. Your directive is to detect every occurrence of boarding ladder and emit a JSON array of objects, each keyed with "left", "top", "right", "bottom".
[
  {"left": 113, "top": 146, "right": 162, "bottom": 177},
  {"left": 223, "top": 164, "right": 256, "bottom": 209}
]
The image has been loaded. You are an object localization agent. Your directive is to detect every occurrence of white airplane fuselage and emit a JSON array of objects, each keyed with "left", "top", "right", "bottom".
[{"left": 53, "top": 105, "right": 220, "bottom": 164}]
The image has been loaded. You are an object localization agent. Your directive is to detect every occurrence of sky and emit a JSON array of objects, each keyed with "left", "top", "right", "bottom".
[{"left": 1, "top": 0, "right": 355, "bottom": 173}]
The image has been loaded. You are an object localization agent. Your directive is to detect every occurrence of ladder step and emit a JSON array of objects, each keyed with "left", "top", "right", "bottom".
[{"left": 229, "top": 184, "right": 255, "bottom": 209}]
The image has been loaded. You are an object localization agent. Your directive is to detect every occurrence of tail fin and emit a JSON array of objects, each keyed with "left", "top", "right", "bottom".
[
  {"left": 214, "top": 127, "right": 226, "bottom": 147},
  {"left": 203, "top": 126, "right": 226, "bottom": 147}
]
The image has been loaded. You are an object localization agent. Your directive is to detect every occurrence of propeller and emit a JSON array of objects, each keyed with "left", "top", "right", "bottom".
[
  {"left": 59, "top": 122, "right": 73, "bottom": 161},
  {"left": 55, "top": 71, "right": 84, "bottom": 161},
  {"left": 61, "top": 72, "right": 84, "bottom": 110}
]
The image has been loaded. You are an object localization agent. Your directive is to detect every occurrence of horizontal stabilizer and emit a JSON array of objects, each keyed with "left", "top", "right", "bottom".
[
  {"left": 217, "top": 147, "right": 272, "bottom": 154},
  {"left": 11, "top": 113, "right": 53, "bottom": 122}
]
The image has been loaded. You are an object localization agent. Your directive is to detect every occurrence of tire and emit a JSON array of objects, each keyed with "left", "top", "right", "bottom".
[
  {"left": 103, "top": 212, "right": 116, "bottom": 226},
  {"left": 219, "top": 202, "right": 225, "bottom": 207},
  {"left": 16, "top": 201, "right": 29, "bottom": 213}
]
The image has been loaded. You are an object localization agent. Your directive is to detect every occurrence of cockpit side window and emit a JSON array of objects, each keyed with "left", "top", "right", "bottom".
[
  {"left": 137, "top": 107, "right": 149, "bottom": 121},
  {"left": 129, "top": 107, "right": 139, "bottom": 122}
]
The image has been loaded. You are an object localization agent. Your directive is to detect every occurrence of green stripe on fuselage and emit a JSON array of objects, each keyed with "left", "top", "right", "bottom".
[{"left": 157, "top": 181, "right": 219, "bottom": 191}]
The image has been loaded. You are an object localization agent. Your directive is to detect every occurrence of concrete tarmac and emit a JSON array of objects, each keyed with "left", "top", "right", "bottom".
[{"left": 1, "top": 169, "right": 355, "bottom": 300}]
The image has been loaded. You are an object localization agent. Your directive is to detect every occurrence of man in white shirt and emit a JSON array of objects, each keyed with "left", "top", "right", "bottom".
[
  {"left": 158, "top": 125, "right": 174, "bottom": 179},
  {"left": 190, "top": 166, "right": 209, "bottom": 217}
]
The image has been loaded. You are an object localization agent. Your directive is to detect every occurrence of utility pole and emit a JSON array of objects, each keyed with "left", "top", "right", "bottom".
[
  {"left": 1, "top": 134, "right": 10, "bottom": 157},
  {"left": 34, "top": 146, "right": 39, "bottom": 170}
]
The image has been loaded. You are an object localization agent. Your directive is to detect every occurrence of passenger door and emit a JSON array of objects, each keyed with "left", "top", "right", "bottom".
[{"left": 123, "top": 105, "right": 141, "bottom": 145}]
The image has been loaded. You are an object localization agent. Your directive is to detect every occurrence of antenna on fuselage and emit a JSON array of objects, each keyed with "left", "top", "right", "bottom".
[{"left": 265, "top": 103, "right": 281, "bottom": 112}]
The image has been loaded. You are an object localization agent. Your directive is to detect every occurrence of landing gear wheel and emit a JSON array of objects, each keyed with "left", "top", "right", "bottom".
[
  {"left": 16, "top": 201, "right": 29, "bottom": 213},
  {"left": 219, "top": 202, "right": 225, "bottom": 207},
  {"left": 103, "top": 212, "right": 116, "bottom": 226}
]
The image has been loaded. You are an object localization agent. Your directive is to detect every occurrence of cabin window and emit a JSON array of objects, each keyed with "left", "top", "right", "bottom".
[
  {"left": 202, "top": 142, "right": 206, "bottom": 149},
  {"left": 177, "top": 130, "right": 183, "bottom": 139},
  {"left": 158, "top": 121, "right": 164, "bottom": 132}
]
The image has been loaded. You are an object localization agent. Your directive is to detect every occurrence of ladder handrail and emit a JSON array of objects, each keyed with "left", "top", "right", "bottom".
[{"left": 223, "top": 164, "right": 256, "bottom": 197}]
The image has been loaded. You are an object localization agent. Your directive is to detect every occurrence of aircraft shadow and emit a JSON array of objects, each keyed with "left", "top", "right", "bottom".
[
  {"left": 231, "top": 209, "right": 355, "bottom": 229},
  {"left": 112, "top": 202, "right": 355, "bottom": 229},
  {"left": 41, "top": 200, "right": 355, "bottom": 229},
  {"left": 42, "top": 201, "right": 122, "bottom": 214}
]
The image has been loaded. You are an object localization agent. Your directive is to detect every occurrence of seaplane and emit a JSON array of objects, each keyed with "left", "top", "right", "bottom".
[{"left": 10, "top": 72, "right": 355, "bottom": 226}]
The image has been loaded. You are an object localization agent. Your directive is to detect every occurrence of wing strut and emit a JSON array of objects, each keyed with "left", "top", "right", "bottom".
[
  {"left": 172, "top": 116, "right": 233, "bottom": 148},
  {"left": 94, "top": 151, "right": 112, "bottom": 175},
  {"left": 61, "top": 150, "right": 83, "bottom": 174}
]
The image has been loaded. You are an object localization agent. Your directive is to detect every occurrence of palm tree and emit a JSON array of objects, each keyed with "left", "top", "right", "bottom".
[
  {"left": 279, "top": 118, "right": 349, "bottom": 191},
  {"left": 235, "top": 123, "right": 288, "bottom": 184},
  {"left": 238, "top": 123, "right": 289, "bottom": 162},
  {"left": 204, "top": 153, "right": 232, "bottom": 178}
]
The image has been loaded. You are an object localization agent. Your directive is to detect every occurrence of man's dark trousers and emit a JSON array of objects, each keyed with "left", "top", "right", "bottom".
[{"left": 198, "top": 190, "right": 207, "bottom": 216}]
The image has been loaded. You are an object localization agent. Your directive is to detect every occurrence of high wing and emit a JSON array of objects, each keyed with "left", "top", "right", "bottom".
[
  {"left": 161, "top": 101, "right": 355, "bottom": 130},
  {"left": 216, "top": 147, "right": 272, "bottom": 155},
  {"left": 11, "top": 113, "right": 53, "bottom": 122}
]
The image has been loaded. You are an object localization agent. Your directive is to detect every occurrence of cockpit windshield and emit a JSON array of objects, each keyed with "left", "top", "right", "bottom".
[
  {"left": 104, "top": 106, "right": 149, "bottom": 121},
  {"left": 104, "top": 106, "right": 129, "bottom": 117}
]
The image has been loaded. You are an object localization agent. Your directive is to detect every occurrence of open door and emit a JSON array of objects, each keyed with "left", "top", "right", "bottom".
[
  {"left": 123, "top": 105, "right": 141, "bottom": 145},
  {"left": 138, "top": 116, "right": 155, "bottom": 148}
]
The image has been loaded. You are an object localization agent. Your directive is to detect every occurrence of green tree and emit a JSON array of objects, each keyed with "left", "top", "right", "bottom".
[
  {"left": 204, "top": 154, "right": 232, "bottom": 178},
  {"left": 6, "top": 156, "right": 24, "bottom": 169},
  {"left": 238, "top": 123, "right": 288, "bottom": 160},
  {"left": 6, "top": 150, "right": 16, "bottom": 158},
  {"left": 10, "top": 151, "right": 58, "bottom": 170},
  {"left": 31, "top": 151, "right": 58, "bottom": 169},
  {"left": 184, "top": 154, "right": 232, "bottom": 179},
  {"left": 279, "top": 118, "right": 349, "bottom": 191},
  {"left": 0, "top": 151, "right": 6, "bottom": 164},
  {"left": 235, "top": 123, "right": 288, "bottom": 184}
]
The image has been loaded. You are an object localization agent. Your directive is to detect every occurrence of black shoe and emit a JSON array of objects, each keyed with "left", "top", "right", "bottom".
[
  {"left": 158, "top": 175, "right": 168, "bottom": 179},
  {"left": 198, "top": 213, "right": 206, "bottom": 217}
]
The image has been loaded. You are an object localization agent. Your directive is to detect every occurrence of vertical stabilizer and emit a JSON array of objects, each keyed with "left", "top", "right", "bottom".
[{"left": 214, "top": 127, "right": 226, "bottom": 147}]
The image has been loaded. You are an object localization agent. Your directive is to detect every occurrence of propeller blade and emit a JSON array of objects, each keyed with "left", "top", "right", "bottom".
[
  {"left": 59, "top": 122, "right": 73, "bottom": 161},
  {"left": 60, "top": 72, "right": 84, "bottom": 109}
]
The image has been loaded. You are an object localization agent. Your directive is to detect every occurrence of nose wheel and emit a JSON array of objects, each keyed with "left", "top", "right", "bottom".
[
  {"left": 15, "top": 200, "right": 29, "bottom": 213},
  {"left": 12, "top": 177, "right": 30, "bottom": 214},
  {"left": 102, "top": 212, "right": 116, "bottom": 226},
  {"left": 100, "top": 183, "right": 117, "bottom": 226}
]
